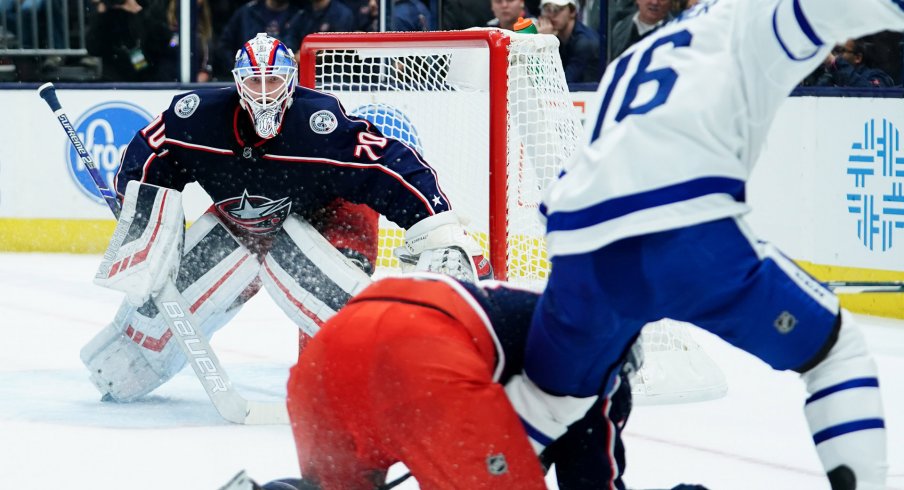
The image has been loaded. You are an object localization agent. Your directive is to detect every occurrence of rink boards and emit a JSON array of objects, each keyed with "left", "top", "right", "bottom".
[{"left": 0, "top": 87, "right": 901, "bottom": 317}]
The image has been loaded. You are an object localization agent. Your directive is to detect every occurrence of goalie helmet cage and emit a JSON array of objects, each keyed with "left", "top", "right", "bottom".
[{"left": 298, "top": 30, "right": 727, "bottom": 404}]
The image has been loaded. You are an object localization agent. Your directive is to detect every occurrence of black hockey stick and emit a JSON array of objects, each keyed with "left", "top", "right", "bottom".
[
  {"left": 38, "top": 82, "right": 288, "bottom": 424},
  {"left": 826, "top": 281, "right": 904, "bottom": 293}
]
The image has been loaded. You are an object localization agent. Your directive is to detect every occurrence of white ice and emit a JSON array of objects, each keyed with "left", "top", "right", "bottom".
[{"left": 0, "top": 253, "right": 901, "bottom": 490}]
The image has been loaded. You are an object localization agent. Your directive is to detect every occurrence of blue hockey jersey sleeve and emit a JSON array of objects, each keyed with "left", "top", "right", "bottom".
[
  {"left": 114, "top": 113, "right": 193, "bottom": 199},
  {"left": 285, "top": 90, "right": 453, "bottom": 229},
  {"left": 343, "top": 119, "right": 452, "bottom": 229}
]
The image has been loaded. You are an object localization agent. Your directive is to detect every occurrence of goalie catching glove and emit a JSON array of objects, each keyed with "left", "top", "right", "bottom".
[
  {"left": 394, "top": 211, "right": 493, "bottom": 282},
  {"left": 94, "top": 181, "right": 184, "bottom": 306}
]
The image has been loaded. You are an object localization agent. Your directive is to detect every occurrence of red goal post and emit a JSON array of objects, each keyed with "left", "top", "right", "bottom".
[{"left": 298, "top": 30, "right": 579, "bottom": 282}]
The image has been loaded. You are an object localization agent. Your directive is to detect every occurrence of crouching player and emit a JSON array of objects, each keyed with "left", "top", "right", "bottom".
[
  {"left": 285, "top": 273, "right": 639, "bottom": 489},
  {"left": 218, "top": 274, "right": 714, "bottom": 490}
]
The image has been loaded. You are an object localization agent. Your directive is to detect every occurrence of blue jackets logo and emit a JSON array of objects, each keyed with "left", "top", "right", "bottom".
[
  {"left": 66, "top": 102, "right": 152, "bottom": 203},
  {"left": 215, "top": 190, "right": 292, "bottom": 234},
  {"left": 845, "top": 118, "right": 904, "bottom": 251}
]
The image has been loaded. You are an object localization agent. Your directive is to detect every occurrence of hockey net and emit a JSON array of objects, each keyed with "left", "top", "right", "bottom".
[{"left": 299, "top": 30, "right": 726, "bottom": 404}]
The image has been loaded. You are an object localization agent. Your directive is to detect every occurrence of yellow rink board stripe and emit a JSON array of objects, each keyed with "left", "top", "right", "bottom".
[
  {"left": 0, "top": 218, "right": 117, "bottom": 254},
  {"left": 2, "top": 218, "right": 901, "bottom": 319},
  {"left": 796, "top": 260, "right": 904, "bottom": 320}
]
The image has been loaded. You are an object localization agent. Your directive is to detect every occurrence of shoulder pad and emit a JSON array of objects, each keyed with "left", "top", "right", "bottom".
[{"left": 167, "top": 88, "right": 236, "bottom": 121}]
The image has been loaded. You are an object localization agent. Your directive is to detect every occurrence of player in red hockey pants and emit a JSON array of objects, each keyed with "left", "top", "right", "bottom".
[{"left": 287, "top": 276, "right": 548, "bottom": 490}]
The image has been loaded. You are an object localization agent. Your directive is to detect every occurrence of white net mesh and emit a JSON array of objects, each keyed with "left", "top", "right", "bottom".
[
  {"left": 631, "top": 319, "right": 728, "bottom": 404},
  {"left": 313, "top": 43, "right": 491, "bottom": 272},
  {"left": 505, "top": 36, "right": 579, "bottom": 282},
  {"left": 302, "top": 31, "right": 726, "bottom": 403}
]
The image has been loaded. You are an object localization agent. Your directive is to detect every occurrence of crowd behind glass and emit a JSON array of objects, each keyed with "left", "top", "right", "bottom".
[{"left": 0, "top": 0, "right": 901, "bottom": 88}]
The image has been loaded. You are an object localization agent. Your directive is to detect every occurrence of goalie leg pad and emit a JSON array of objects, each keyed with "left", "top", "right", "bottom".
[
  {"left": 94, "top": 181, "right": 185, "bottom": 307},
  {"left": 81, "top": 213, "right": 261, "bottom": 402},
  {"left": 81, "top": 302, "right": 170, "bottom": 402},
  {"left": 176, "top": 212, "right": 262, "bottom": 322},
  {"left": 801, "top": 310, "right": 887, "bottom": 489},
  {"left": 261, "top": 215, "right": 372, "bottom": 337}
]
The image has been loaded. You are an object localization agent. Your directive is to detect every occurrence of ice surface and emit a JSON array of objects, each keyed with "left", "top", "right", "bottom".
[{"left": 0, "top": 253, "right": 901, "bottom": 489}]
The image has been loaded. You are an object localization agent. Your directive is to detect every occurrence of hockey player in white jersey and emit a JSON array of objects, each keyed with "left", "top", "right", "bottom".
[{"left": 506, "top": 1, "right": 902, "bottom": 489}]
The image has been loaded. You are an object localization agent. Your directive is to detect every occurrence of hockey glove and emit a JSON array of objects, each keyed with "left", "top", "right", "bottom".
[{"left": 394, "top": 211, "right": 493, "bottom": 282}]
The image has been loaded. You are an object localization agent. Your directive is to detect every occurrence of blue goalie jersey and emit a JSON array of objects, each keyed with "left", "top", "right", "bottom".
[{"left": 115, "top": 87, "right": 451, "bottom": 235}]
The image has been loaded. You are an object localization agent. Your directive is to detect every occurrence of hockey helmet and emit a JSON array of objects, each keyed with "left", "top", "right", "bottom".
[{"left": 233, "top": 33, "right": 298, "bottom": 139}]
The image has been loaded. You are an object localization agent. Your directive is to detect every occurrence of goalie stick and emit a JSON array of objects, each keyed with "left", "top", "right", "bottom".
[{"left": 38, "top": 82, "right": 288, "bottom": 425}]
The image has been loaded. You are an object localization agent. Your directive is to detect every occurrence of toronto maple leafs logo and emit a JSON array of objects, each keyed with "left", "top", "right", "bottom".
[{"left": 215, "top": 190, "right": 292, "bottom": 234}]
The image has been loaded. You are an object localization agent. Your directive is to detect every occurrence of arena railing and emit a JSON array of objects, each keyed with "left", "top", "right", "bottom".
[{"left": 0, "top": 0, "right": 87, "bottom": 56}]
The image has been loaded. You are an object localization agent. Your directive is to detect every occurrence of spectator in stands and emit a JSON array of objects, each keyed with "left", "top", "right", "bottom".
[
  {"left": 579, "top": 0, "right": 600, "bottom": 32},
  {"left": 0, "top": 0, "right": 66, "bottom": 49},
  {"left": 213, "top": 0, "right": 300, "bottom": 78},
  {"left": 210, "top": 0, "right": 250, "bottom": 41},
  {"left": 336, "top": 0, "right": 429, "bottom": 38},
  {"left": 609, "top": 0, "right": 671, "bottom": 59},
  {"left": 537, "top": 0, "right": 600, "bottom": 83},
  {"left": 282, "top": 0, "right": 355, "bottom": 51},
  {"left": 814, "top": 38, "right": 896, "bottom": 88},
  {"left": 346, "top": 0, "right": 377, "bottom": 32},
  {"left": 488, "top": 0, "right": 532, "bottom": 31},
  {"left": 856, "top": 31, "right": 902, "bottom": 86},
  {"left": 86, "top": 0, "right": 156, "bottom": 82},
  {"left": 607, "top": 0, "right": 635, "bottom": 31},
  {"left": 391, "top": 0, "right": 431, "bottom": 31},
  {"left": 441, "top": 0, "right": 493, "bottom": 30},
  {"left": 142, "top": 0, "right": 213, "bottom": 82}
]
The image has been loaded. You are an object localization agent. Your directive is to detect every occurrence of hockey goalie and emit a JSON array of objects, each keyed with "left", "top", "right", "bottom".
[{"left": 81, "top": 33, "right": 490, "bottom": 404}]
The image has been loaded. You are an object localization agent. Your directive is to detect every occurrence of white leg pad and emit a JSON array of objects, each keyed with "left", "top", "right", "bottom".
[
  {"left": 81, "top": 303, "right": 170, "bottom": 402},
  {"left": 261, "top": 215, "right": 372, "bottom": 337},
  {"left": 81, "top": 215, "right": 261, "bottom": 402},
  {"left": 801, "top": 310, "right": 887, "bottom": 489}
]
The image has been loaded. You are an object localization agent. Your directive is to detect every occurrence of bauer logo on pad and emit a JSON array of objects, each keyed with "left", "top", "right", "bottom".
[{"left": 65, "top": 101, "right": 153, "bottom": 204}]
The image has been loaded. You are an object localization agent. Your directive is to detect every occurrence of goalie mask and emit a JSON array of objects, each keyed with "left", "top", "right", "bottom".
[{"left": 233, "top": 33, "right": 298, "bottom": 139}]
